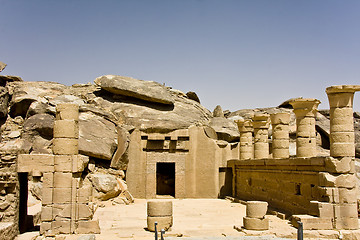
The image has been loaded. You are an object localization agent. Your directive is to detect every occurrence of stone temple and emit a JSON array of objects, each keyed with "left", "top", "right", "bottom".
[{"left": 0, "top": 62, "right": 360, "bottom": 239}]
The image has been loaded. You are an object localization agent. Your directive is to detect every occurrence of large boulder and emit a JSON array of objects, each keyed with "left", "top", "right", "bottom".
[
  {"left": 94, "top": 75, "right": 174, "bottom": 105},
  {"left": 89, "top": 173, "right": 121, "bottom": 200},
  {"left": 92, "top": 89, "right": 212, "bottom": 132},
  {"left": 22, "top": 114, "right": 55, "bottom": 139},
  {"left": 209, "top": 117, "right": 239, "bottom": 142},
  {"left": 78, "top": 112, "right": 117, "bottom": 160},
  {"left": 22, "top": 114, "right": 55, "bottom": 154}
]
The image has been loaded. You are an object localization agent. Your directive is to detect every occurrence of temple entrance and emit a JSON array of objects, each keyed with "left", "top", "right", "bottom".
[{"left": 156, "top": 162, "right": 175, "bottom": 197}]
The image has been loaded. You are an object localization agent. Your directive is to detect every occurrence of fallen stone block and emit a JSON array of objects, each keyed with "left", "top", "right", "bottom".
[{"left": 291, "top": 215, "right": 333, "bottom": 230}]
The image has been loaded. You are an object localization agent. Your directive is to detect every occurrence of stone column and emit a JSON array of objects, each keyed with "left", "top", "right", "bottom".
[
  {"left": 326, "top": 85, "right": 360, "bottom": 157},
  {"left": 252, "top": 113, "right": 270, "bottom": 159},
  {"left": 270, "top": 113, "right": 290, "bottom": 159},
  {"left": 289, "top": 98, "right": 321, "bottom": 158},
  {"left": 236, "top": 119, "right": 254, "bottom": 160},
  {"left": 326, "top": 85, "right": 360, "bottom": 229}
]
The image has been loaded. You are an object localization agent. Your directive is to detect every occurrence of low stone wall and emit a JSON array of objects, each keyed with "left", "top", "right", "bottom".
[{"left": 230, "top": 156, "right": 358, "bottom": 230}]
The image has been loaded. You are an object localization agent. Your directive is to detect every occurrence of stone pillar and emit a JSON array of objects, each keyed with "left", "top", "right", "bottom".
[
  {"left": 147, "top": 200, "right": 173, "bottom": 232},
  {"left": 243, "top": 201, "right": 269, "bottom": 230},
  {"left": 270, "top": 113, "right": 290, "bottom": 159},
  {"left": 236, "top": 119, "right": 254, "bottom": 160},
  {"left": 289, "top": 98, "right": 320, "bottom": 158},
  {"left": 326, "top": 86, "right": 360, "bottom": 157},
  {"left": 39, "top": 104, "right": 100, "bottom": 236},
  {"left": 325, "top": 85, "right": 360, "bottom": 230},
  {"left": 252, "top": 114, "right": 270, "bottom": 159}
]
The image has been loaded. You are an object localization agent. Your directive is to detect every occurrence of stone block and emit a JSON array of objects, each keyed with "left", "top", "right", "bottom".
[
  {"left": 77, "top": 186, "right": 92, "bottom": 203},
  {"left": 334, "top": 204, "right": 358, "bottom": 218},
  {"left": 330, "top": 107, "right": 353, "bottom": 119},
  {"left": 77, "top": 204, "right": 93, "bottom": 220},
  {"left": 53, "top": 172, "right": 72, "bottom": 188},
  {"left": 330, "top": 123, "right": 354, "bottom": 133},
  {"left": 272, "top": 148, "right": 289, "bottom": 159},
  {"left": 246, "top": 201, "right": 268, "bottom": 218},
  {"left": 317, "top": 187, "right": 339, "bottom": 203},
  {"left": 334, "top": 217, "right": 359, "bottom": 230},
  {"left": 52, "top": 219, "right": 71, "bottom": 234},
  {"left": 330, "top": 143, "right": 355, "bottom": 157},
  {"left": 339, "top": 187, "right": 357, "bottom": 204},
  {"left": 41, "top": 205, "right": 53, "bottom": 221},
  {"left": 53, "top": 138, "right": 79, "bottom": 155},
  {"left": 43, "top": 172, "right": 54, "bottom": 188},
  {"left": 243, "top": 217, "right": 269, "bottom": 230},
  {"left": 73, "top": 154, "right": 89, "bottom": 173},
  {"left": 54, "top": 155, "right": 72, "bottom": 172},
  {"left": 272, "top": 139, "right": 289, "bottom": 149},
  {"left": 53, "top": 188, "right": 72, "bottom": 204},
  {"left": 147, "top": 200, "right": 173, "bottom": 217},
  {"left": 53, "top": 120, "right": 79, "bottom": 139},
  {"left": 319, "top": 173, "right": 356, "bottom": 188},
  {"left": 270, "top": 113, "right": 290, "bottom": 125},
  {"left": 147, "top": 216, "right": 173, "bottom": 232},
  {"left": 53, "top": 204, "right": 71, "bottom": 219},
  {"left": 309, "top": 201, "right": 333, "bottom": 218},
  {"left": 56, "top": 103, "right": 79, "bottom": 120},
  {"left": 42, "top": 187, "right": 53, "bottom": 205},
  {"left": 76, "top": 220, "right": 101, "bottom": 234},
  {"left": 325, "top": 157, "right": 354, "bottom": 173},
  {"left": 272, "top": 130, "right": 289, "bottom": 139},
  {"left": 17, "top": 154, "right": 54, "bottom": 173},
  {"left": 291, "top": 215, "right": 333, "bottom": 230},
  {"left": 40, "top": 222, "right": 52, "bottom": 235},
  {"left": 330, "top": 132, "right": 355, "bottom": 143}
]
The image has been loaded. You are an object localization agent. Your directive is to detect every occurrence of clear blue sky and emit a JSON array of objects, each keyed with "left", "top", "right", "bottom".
[{"left": 1, "top": 0, "right": 360, "bottom": 112}]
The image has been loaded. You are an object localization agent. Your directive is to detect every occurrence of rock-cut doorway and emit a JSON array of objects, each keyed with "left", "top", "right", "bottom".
[{"left": 156, "top": 162, "right": 175, "bottom": 197}]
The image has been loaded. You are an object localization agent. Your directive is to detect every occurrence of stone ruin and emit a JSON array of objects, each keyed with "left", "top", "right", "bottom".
[{"left": 0, "top": 62, "right": 359, "bottom": 238}]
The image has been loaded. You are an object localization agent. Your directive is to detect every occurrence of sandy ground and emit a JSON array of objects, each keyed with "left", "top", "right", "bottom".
[{"left": 17, "top": 198, "right": 359, "bottom": 239}]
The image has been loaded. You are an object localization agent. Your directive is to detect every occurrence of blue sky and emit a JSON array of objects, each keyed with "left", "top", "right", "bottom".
[{"left": 1, "top": 0, "right": 360, "bottom": 112}]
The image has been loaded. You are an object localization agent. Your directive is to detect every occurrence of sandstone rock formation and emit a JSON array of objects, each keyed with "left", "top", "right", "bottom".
[{"left": 94, "top": 75, "right": 174, "bottom": 105}]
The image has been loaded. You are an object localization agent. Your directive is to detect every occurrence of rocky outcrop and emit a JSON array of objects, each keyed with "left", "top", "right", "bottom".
[{"left": 94, "top": 75, "right": 174, "bottom": 105}]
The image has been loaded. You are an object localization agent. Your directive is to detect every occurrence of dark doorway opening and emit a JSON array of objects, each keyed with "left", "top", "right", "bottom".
[
  {"left": 18, "top": 172, "right": 28, "bottom": 233},
  {"left": 156, "top": 162, "right": 175, "bottom": 197}
]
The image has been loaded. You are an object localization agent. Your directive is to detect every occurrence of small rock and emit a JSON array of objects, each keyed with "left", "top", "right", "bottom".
[
  {"left": 186, "top": 91, "right": 200, "bottom": 103},
  {"left": 0, "top": 62, "right": 6, "bottom": 72},
  {"left": 213, "top": 105, "right": 224, "bottom": 117},
  {"left": 7, "top": 131, "right": 20, "bottom": 139}
]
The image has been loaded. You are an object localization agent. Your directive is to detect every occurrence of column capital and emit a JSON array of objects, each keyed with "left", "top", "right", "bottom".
[
  {"left": 290, "top": 98, "right": 321, "bottom": 118},
  {"left": 326, "top": 85, "right": 360, "bottom": 94},
  {"left": 235, "top": 119, "right": 253, "bottom": 132}
]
